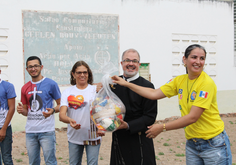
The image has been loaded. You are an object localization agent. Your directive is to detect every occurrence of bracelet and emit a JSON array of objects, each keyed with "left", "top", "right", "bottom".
[
  {"left": 52, "top": 108, "right": 55, "bottom": 114},
  {"left": 163, "top": 124, "right": 166, "bottom": 132}
]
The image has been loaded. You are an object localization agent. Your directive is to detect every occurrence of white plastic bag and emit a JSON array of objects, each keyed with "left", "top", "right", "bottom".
[{"left": 90, "top": 62, "right": 126, "bottom": 132}]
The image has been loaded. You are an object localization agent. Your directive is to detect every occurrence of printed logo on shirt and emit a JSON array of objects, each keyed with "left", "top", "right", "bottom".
[
  {"left": 68, "top": 95, "right": 85, "bottom": 109},
  {"left": 0, "top": 111, "right": 5, "bottom": 120},
  {"left": 179, "top": 89, "right": 183, "bottom": 94},
  {"left": 28, "top": 87, "right": 43, "bottom": 112},
  {"left": 199, "top": 91, "right": 208, "bottom": 99},
  {"left": 0, "top": 100, "right": 9, "bottom": 113},
  {"left": 179, "top": 105, "right": 182, "bottom": 110},
  {"left": 166, "top": 79, "right": 173, "bottom": 83},
  {"left": 190, "top": 90, "right": 197, "bottom": 102},
  {"left": 179, "top": 94, "right": 183, "bottom": 100}
]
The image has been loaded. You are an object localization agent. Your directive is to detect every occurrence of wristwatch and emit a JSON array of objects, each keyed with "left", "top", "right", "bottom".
[
  {"left": 52, "top": 108, "right": 55, "bottom": 114},
  {"left": 163, "top": 124, "right": 166, "bottom": 132}
]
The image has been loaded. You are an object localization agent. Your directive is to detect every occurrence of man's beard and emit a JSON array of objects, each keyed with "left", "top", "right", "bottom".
[
  {"left": 30, "top": 70, "right": 41, "bottom": 79},
  {"left": 123, "top": 70, "right": 138, "bottom": 78}
]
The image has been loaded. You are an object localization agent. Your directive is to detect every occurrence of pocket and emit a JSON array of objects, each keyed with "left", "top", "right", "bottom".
[{"left": 208, "top": 133, "right": 225, "bottom": 148}]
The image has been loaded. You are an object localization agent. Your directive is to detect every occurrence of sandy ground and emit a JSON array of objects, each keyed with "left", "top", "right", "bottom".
[{"left": 12, "top": 116, "right": 236, "bottom": 165}]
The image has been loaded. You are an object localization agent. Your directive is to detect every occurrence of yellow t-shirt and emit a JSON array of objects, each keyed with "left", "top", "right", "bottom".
[{"left": 160, "top": 71, "right": 224, "bottom": 140}]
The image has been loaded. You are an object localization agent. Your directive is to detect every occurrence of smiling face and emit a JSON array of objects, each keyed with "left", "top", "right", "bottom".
[
  {"left": 26, "top": 59, "right": 43, "bottom": 80},
  {"left": 121, "top": 51, "right": 141, "bottom": 78},
  {"left": 183, "top": 47, "right": 206, "bottom": 79},
  {"left": 72, "top": 65, "right": 88, "bottom": 86}
]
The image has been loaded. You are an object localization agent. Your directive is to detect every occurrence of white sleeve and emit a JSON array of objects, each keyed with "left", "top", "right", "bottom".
[
  {"left": 92, "top": 85, "right": 97, "bottom": 101},
  {"left": 60, "top": 88, "right": 69, "bottom": 107}
]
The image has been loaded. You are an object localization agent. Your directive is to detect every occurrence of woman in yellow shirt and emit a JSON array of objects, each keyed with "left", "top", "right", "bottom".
[{"left": 112, "top": 44, "right": 232, "bottom": 165}]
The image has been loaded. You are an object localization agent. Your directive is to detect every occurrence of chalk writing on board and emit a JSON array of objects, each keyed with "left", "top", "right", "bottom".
[{"left": 22, "top": 10, "right": 119, "bottom": 85}]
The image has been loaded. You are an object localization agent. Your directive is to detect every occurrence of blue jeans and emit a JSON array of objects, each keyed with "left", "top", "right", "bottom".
[
  {"left": 0, "top": 126, "right": 13, "bottom": 165},
  {"left": 186, "top": 130, "right": 232, "bottom": 165},
  {"left": 26, "top": 131, "right": 57, "bottom": 165},
  {"left": 68, "top": 141, "right": 101, "bottom": 165}
]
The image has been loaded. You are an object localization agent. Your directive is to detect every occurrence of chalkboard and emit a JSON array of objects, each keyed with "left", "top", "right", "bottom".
[{"left": 22, "top": 10, "right": 119, "bottom": 85}]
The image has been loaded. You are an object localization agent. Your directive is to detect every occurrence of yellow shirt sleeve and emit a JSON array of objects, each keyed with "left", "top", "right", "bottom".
[
  {"left": 160, "top": 77, "right": 178, "bottom": 98},
  {"left": 192, "top": 78, "right": 216, "bottom": 110}
]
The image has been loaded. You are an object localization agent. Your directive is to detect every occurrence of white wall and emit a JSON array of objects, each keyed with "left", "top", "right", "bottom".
[{"left": 0, "top": 0, "right": 235, "bottom": 131}]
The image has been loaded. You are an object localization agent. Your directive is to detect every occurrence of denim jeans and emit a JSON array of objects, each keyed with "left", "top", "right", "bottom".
[
  {"left": 0, "top": 126, "right": 13, "bottom": 165},
  {"left": 68, "top": 141, "right": 101, "bottom": 165},
  {"left": 26, "top": 131, "right": 57, "bottom": 165},
  {"left": 186, "top": 130, "right": 232, "bottom": 165}
]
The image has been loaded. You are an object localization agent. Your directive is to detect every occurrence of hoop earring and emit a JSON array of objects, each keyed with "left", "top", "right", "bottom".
[{"left": 184, "top": 64, "right": 186, "bottom": 67}]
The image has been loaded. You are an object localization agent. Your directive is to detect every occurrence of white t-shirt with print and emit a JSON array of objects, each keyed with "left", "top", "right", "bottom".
[
  {"left": 21, "top": 77, "right": 61, "bottom": 133},
  {"left": 60, "top": 84, "right": 101, "bottom": 145}
]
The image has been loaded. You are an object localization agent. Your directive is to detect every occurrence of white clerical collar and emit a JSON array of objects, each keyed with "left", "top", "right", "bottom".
[{"left": 123, "top": 73, "right": 139, "bottom": 82}]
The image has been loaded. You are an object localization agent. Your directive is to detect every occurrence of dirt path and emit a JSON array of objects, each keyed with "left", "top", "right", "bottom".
[{"left": 12, "top": 116, "right": 236, "bottom": 165}]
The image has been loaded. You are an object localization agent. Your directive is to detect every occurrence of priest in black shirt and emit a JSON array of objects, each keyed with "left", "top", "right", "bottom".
[{"left": 110, "top": 49, "right": 157, "bottom": 165}]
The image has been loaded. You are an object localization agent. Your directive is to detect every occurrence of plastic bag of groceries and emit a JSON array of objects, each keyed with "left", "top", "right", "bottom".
[{"left": 90, "top": 62, "right": 126, "bottom": 132}]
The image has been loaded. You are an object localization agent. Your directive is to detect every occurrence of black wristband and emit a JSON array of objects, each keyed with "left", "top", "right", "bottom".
[{"left": 52, "top": 108, "right": 55, "bottom": 114}]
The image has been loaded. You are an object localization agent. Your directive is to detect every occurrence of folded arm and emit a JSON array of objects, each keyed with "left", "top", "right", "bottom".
[{"left": 146, "top": 106, "right": 204, "bottom": 138}]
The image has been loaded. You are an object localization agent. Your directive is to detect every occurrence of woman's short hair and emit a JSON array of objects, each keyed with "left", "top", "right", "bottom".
[{"left": 70, "top": 61, "right": 93, "bottom": 85}]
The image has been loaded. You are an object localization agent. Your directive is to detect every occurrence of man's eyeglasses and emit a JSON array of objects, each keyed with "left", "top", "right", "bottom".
[
  {"left": 27, "top": 65, "right": 41, "bottom": 70},
  {"left": 122, "top": 59, "right": 139, "bottom": 63},
  {"left": 75, "top": 71, "right": 88, "bottom": 75}
]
